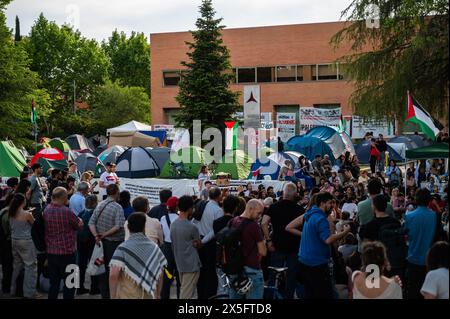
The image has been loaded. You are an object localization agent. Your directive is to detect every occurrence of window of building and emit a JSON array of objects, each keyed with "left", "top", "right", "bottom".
[
  {"left": 276, "top": 65, "right": 296, "bottom": 82},
  {"left": 317, "top": 64, "right": 338, "bottom": 80},
  {"left": 164, "top": 108, "right": 180, "bottom": 125},
  {"left": 296, "top": 65, "right": 304, "bottom": 81},
  {"left": 257, "top": 67, "right": 275, "bottom": 83},
  {"left": 338, "top": 63, "right": 349, "bottom": 80},
  {"left": 163, "top": 71, "right": 181, "bottom": 86},
  {"left": 237, "top": 67, "right": 256, "bottom": 83}
]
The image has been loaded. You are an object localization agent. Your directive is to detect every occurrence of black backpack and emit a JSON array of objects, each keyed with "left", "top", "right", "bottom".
[
  {"left": 378, "top": 223, "right": 407, "bottom": 269},
  {"left": 216, "top": 217, "right": 252, "bottom": 275},
  {"left": 192, "top": 200, "right": 209, "bottom": 221}
]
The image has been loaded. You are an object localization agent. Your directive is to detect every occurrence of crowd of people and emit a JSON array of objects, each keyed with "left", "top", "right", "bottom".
[{"left": 0, "top": 146, "right": 448, "bottom": 300}]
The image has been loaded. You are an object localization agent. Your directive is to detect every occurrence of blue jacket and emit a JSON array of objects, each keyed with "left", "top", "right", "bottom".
[
  {"left": 299, "top": 206, "right": 331, "bottom": 267},
  {"left": 404, "top": 206, "right": 437, "bottom": 266}
]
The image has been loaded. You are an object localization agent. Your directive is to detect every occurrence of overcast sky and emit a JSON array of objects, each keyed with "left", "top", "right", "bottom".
[{"left": 5, "top": 0, "right": 352, "bottom": 42}]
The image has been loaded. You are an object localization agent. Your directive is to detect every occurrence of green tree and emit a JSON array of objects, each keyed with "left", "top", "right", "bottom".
[
  {"left": 174, "top": 0, "right": 241, "bottom": 134},
  {"left": 24, "top": 13, "right": 109, "bottom": 136},
  {"left": 102, "top": 30, "right": 151, "bottom": 96},
  {"left": 14, "top": 15, "right": 20, "bottom": 42},
  {"left": 332, "top": 0, "right": 449, "bottom": 125},
  {"left": 0, "top": 0, "right": 50, "bottom": 148},
  {"left": 89, "top": 80, "right": 150, "bottom": 135}
]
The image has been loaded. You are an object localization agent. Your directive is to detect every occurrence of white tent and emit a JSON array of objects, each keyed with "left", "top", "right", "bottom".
[{"left": 107, "top": 121, "right": 152, "bottom": 136}]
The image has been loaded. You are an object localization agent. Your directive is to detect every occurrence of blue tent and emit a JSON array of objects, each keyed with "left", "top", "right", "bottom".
[
  {"left": 140, "top": 131, "right": 167, "bottom": 146},
  {"left": 247, "top": 152, "right": 298, "bottom": 180},
  {"left": 355, "top": 140, "right": 404, "bottom": 164},
  {"left": 304, "top": 126, "right": 349, "bottom": 158},
  {"left": 115, "top": 147, "right": 160, "bottom": 178},
  {"left": 286, "top": 136, "right": 336, "bottom": 161},
  {"left": 389, "top": 134, "right": 431, "bottom": 149}
]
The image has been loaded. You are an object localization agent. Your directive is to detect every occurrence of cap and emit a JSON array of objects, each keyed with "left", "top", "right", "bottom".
[{"left": 166, "top": 196, "right": 179, "bottom": 209}]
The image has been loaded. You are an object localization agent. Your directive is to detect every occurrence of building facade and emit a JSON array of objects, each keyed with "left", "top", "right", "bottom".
[{"left": 150, "top": 21, "right": 356, "bottom": 133}]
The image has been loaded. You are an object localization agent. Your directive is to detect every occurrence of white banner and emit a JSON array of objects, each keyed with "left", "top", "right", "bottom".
[
  {"left": 118, "top": 178, "right": 285, "bottom": 206},
  {"left": 153, "top": 124, "right": 175, "bottom": 140},
  {"left": 170, "top": 128, "right": 190, "bottom": 152},
  {"left": 351, "top": 116, "right": 395, "bottom": 138},
  {"left": 244, "top": 85, "right": 261, "bottom": 129},
  {"left": 299, "top": 107, "right": 341, "bottom": 134},
  {"left": 276, "top": 113, "right": 296, "bottom": 142}
]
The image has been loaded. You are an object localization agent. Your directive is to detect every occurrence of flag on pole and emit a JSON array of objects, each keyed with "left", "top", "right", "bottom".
[
  {"left": 338, "top": 114, "right": 347, "bottom": 133},
  {"left": 31, "top": 99, "right": 37, "bottom": 124},
  {"left": 406, "top": 92, "right": 443, "bottom": 140},
  {"left": 225, "top": 121, "right": 238, "bottom": 150}
]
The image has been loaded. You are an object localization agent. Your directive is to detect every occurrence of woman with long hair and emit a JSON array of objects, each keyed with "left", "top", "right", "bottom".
[
  {"left": 9, "top": 193, "right": 37, "bottom": 299},
  {"left": 119, "top": 190, "right": 134, "bottom": 220},
  {"left": 386, "top": 160, "right": 401, "bottom": 187},
  {"left": 421, "top": 241, "right": 449, "bottom": 299}
]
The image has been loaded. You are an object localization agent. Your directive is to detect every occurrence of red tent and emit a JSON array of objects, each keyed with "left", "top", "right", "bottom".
[{"left": 31, "top": 148, "right": 65, "bottom": 165}]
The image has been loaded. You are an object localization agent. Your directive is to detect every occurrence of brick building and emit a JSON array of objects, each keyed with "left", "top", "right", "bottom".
[{"left": 150, "top": 21, "right": 356, "bottom": 134}]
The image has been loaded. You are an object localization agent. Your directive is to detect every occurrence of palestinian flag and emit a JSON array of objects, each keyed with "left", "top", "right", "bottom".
[
  {"left": 406, "top": 92, "right": 443, "bottom": 140},
  {"left": 225, "top": 121, "right": 238, "bottom": 150},
  {"left": 31, "top": 99, "right": 37, "bottom": 124}
]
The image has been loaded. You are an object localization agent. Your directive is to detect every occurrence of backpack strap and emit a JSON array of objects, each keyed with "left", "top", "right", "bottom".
[{"left": 164, "top": 212, "right": 172, "bottom": 230}]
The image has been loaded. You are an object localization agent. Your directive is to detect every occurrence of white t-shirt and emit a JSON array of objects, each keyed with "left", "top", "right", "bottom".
[
  {"left": 100, "top": 172, "right": 118, "bottom": 187},
  {"left": 160, "top": 213, "right": 179, "bottom": 243},
  {"left": 421, "top": 268, "right": 449, "bottom": 299},
  {"left": 342, "top": 202, "right": 358, "bottom": 220}
]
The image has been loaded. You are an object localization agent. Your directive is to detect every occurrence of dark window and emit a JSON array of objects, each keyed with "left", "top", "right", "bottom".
[
  {"left": 257, "top": 67, "right": 275, "bottom": 83},
  {"left": 296, "top": 65, "right": 304, "bottom": 81},
  {"left": 276, "top": 65, "right": 296, "bottom": 82},
  {"left": 163, "top": 71, "right": 181, "bottom": 86},
  {"left": 317, "top": 64, "right": 338, "bottom": 80},
  {"left": 313, "top": 104, "right": 341, "bottom": 109},
  {"left": 237, "top": 68, "right": 256, "bottom": 83}
]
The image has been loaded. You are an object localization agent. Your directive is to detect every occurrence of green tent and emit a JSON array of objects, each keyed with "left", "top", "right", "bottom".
[
  {"left": 405, "top": 143, "right": 449, "bottom": 160},
  {"left": 37, "top": 158, "right": 69, "bottom": 176},
  {"left": 160, "top": 146, "right": 214, "bottom": 179},
  {"left": 49, "top": 138, "right": 71, "bottom": 153},
  {"left": 214, "top": 150, "right": 253, "bottom": 180},
  {"left": 0, "top": 141, "right": 27, "bottom": 177}
]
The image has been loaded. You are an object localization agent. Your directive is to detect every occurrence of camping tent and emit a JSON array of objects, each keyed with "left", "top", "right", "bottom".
[
  {"left": 93, "top": 144, "right": 108, "bottom": 156},
  {"left": 160, "top": 146, "right": 214, "bottom": 179},
  {"left": 37, "top": 158, "right": 68, "bottom": 176},
  {"left": 355, "top": 140, "right": 404, "bottom": 164},
  {"left": 75, "top": 153, "right": 101, "bottom": 175},
  {"left": 0, "top": 141, "right": 27, "bottom": 177},
  {"left": 405, "top": 143, "right": 449, "bottom": 160},
  {"left": 340, "top": 131, "right": 356, "bottom": 155},
  {"left": 49, "top": 138, "right": 71, "bottom": 153},
  {"left": 146, "top": 147, "right": 171, "bottom": 171},
  {"left": 287, "top": 136, "right": 336, "bottom": 162},
  {"left": 115, "top": 147, "right": 160, "bottom": 178},
  {"left": 304, "top": 126, "right": 350, "bottom": 159},
  {"left": 248, "top": 158, "right": 284, "bottom": 180},
  {"left": 30, "top": 148, "right": 65, "bottom": 165},
  {"left": 65, "top": 134, "right": 94, "bottom": 152},
  {"left": 98, "top": 146, "right": 127, "bottom": 165},
  {"left": 140, "top": 131, "right": 167, "bottom": 146},
  {"left": 214, "top": 150, "right": 253, "bottom": 180}
]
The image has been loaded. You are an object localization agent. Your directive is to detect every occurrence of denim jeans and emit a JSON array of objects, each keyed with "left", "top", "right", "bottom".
[
  {"left": 229, "top": 266, "right": 264, "bottom": 299},
  {"left": 268, "top": 251, "right": 299, "bottom": 299},
  {"left": 10, "top": 239, "right": 37, "bottom": 298}
]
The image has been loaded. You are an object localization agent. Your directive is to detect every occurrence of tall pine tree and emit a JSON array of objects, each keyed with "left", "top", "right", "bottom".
[
  {"left": 174, "top": 0, "right": 240, "bottom": 134},
  {"left": 14, "top": 15, "right": 20, "bottom": 42}
]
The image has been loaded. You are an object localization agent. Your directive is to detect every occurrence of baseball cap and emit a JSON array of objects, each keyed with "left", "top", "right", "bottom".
[{"left": 166, "top": 196, "right": 179, "bottom": 210}]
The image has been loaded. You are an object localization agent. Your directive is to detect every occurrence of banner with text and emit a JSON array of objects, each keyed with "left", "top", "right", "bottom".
[
  {"left": 276, "top": 113, "right": 296, "bottom": 142},
  {"left": 351, "top": 116, "right": 396, "bottom": 138},
  {"left": 299, "top": 107, "right": 341, "bottom": 134}
]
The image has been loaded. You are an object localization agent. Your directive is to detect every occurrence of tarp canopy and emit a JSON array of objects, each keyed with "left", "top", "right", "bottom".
[
  {"left": 355, "top": 140, "right": 404, "bottom": 164},
  {"left": 107, "top": 120, "right": 152, "bottom": 136},
  {"left": 286, "top": 136, "right": 336, "bottom": 161},
  {"left": 140, "top": 131, "right": 167, "bottom": 146},
  {"left": 405, "top": 143, "right": 449, "bottom": 160},
  {"left": 108, "top": 132, "right": 159, "bottom": 148},
  {"left": 0, "top": 141, "right": 27, "bottom": 177},
  {"left": 49, "top": 138, "right": 71, "bottom": 153},
  {"left": 37, "top": 158, "right": 68, "bottom": 176},
  {"left": 31, "top": 148, "right": 65, "bottom": 165},
  {"left": 98, "top": 145, "right": 127, "bottom": 165},
  {"left": 65, "top": 134, "right": 94, "bottom": 151},
  {"left": 116, "top": 147, "right": 160, "bottom": 178},
  {"left": 145, "top": 147, "right": 171, "bottom": 171},
  {"left": 160, "top": 146, "right": 214, "bottom": 179},
  {"left": 215, "top": 150, "right": 253, "bottom": 180}
]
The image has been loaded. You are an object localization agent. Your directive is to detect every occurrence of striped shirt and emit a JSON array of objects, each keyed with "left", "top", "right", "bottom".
[
  {"left": 89, "top": 197, "right": 125, "bottom": 242},
  {"left": 43, "top": 203, "right": 82, "bottom": 255}
]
